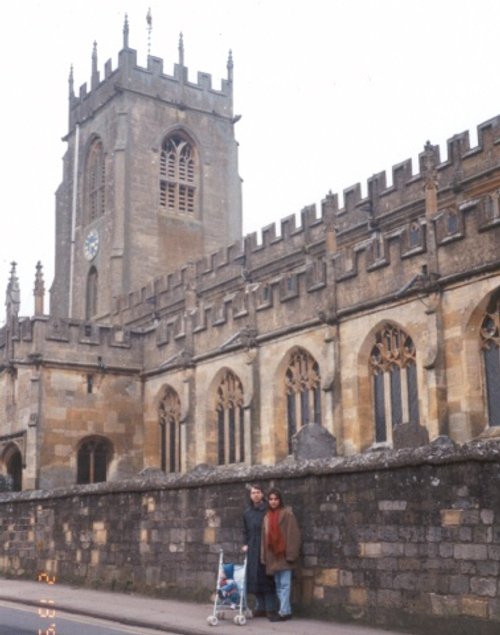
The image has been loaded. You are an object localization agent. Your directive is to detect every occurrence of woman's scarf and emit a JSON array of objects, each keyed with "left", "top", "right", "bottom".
[{"left": 267, "top": 509, "right": 286, "bottom": 556}]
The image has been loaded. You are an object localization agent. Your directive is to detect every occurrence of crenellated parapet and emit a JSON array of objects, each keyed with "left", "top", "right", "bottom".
[
  {"left": 325, "top": 115, "right": 500, "bottom": 235},
  {"left": 0, "top": 315, "right": 143, "bottom": 374},
  {"left": 14, "top": 112, "right": 495, "bottom": 373},
  {"left": 101, "top": 113, "right": 500, "bottom": 373},
  {"left": 67, "top": 19, "right": 234, "bottom": 133}
]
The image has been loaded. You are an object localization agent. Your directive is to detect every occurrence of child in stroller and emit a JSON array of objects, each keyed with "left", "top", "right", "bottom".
[{"left": 218, "top": 563, "right": 240, "bottom": 608}]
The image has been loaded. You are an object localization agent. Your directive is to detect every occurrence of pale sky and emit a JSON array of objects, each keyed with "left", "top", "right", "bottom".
[{"left": 1, "top": 0, "right": 500, "bottom": 319}]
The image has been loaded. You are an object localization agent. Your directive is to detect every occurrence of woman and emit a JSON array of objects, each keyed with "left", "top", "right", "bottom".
[
  {"left": 242, "top": 484, "right": 277, "bottom": 617},
  {"left": 261, "top": 487, "right": 301, "bottom": 622}
]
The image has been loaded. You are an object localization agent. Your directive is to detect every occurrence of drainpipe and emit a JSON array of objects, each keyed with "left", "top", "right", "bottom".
[{"left": 68, "top": 123, "right": 80, "bottom": 318}]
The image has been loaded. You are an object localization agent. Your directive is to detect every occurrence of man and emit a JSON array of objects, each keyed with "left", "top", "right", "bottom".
[{"left": 242, "top": 484, "right": 277, "bottom": 617}]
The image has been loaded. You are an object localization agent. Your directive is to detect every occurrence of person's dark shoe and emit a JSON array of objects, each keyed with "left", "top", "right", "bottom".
[{"left": 268, "top": 613, "right": 292, "bottom": 621}]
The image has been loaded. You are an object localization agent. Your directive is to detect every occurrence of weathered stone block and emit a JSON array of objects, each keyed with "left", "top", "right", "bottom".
[
  {"left": 429, "top": 592, "right": 460, "bottom": 616},
  {"left": 441, "top": 509, "right": 464, "bottom": 526},
  {"left": 470, "top": 576, "right": 498, "bottom": 597},
  {"left": 460, "top": 595, "right": 489, "bottom": 618},
  {"left": 449, "top": 574, "right": 470, "bottom": 594},
  {"left": 454, "top": 544, "right": 488, "bottom": 560},
  {"left": 317, "top": 568, "right": 339, "bottom": 586},
  {"left": 393, "top": 422, "right": 429, "bottom": 449},
  {"left": 348, "top": 587, "right": 368, "bottom": 606},
  {"left": 378, "top": 500, "right": 407, "bottom": 511},
  {"left": 292, "top": 422, "right": 336, "bottom": 460},
  {"left": 359, "top": 542, "right": 382, "bottom": 558},
  {"left": 480, "top": 509, "right": 494, "bottom": 525}
]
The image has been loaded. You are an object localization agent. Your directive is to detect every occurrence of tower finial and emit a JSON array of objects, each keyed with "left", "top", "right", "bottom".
[
  {"left": 34, "top": 261, "right": 45, "bottom": 316},
  {"left": 178, "top": 32, "right": 184, "bottom": 66},
  {"left": 5, "top": 261, "right": 20, "bottom": 322},
  {"left": 227, "top": 49, "right": 233, "bottom": 82},
  {"left": 146, "top": 7, "right": 152, "bottom": 57},
  {"left": 91, "top": 41, "right": 99, "bottom": 88},
  {"left": 423, "top": 140, "right": 439, "bottom": 217},
  {"left": 123, "top": 13, "right": 129, "bottom": 49},
  {"left": 69, "top": 64, "right": 74, "bottom": 99},
  {"left": 92, "top": 40, "right": 98, "bottom": 76}
]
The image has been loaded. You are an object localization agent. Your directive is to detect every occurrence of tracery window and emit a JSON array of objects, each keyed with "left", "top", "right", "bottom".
[
  {"left": 159, "top": 386, "right": 182, "bottom": 473},
  {"left": 77, "top": 436, "right": 112, "bottom": 484},
  {"left": 216, "top": 370, "right": 245, "bottom": 465},
  {"left": 369, "top": 324, "right": 419, "bottom": 444},
  {"left": 85, "top": 267, "right": 98, "bottom": 319},
  {"left": 480, "top": 293, "right": 500, "bottom": 426},
  {"left": 285, "top": 348, "right": 321, "bottom": 453},
  {"left": 86, "top": 139, "right": 105, "bottom": 222},
  {"left": 160, "top": 133, "right": 197, "bottom": 214}
]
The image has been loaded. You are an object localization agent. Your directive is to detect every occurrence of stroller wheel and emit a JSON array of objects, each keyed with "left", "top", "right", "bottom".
[
  {"left": 207, "top": 615, "right": 219, "bottom": 626},
  {"left": 234, "top": 614, "right": 247, "bottom": 626}
]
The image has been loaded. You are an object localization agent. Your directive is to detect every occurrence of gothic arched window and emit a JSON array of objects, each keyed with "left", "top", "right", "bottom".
[
  {"left": 160, "top": 133, "right": 197, "bottom": 215},
  {"left": 285, "top": 348, "right": 321, "bottom": 453},
  {"left": 77, "top": 436, "right": 112, "bottom": 484},
  {"left": 216, "top": 370, "right": 245, "bottom": 465},
  {"left": 480, "top": 293, "right": 500, "bottom": 426},
  {"left": 159, "top": 386, "right": 182, "bottom": 473},
  {"left": 86, "top": 139, "right": 105, "bottom": 222},
  {"left": 85, "top": 267, "right": 98, "bottom": 319},
  {"left": 369, "top": 324, "right": 419, "bottom": 444}
]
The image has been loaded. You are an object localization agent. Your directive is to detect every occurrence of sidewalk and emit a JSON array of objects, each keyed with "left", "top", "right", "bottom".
[{"left": 0, "top": 577, "right": 409, "bottom": 635}]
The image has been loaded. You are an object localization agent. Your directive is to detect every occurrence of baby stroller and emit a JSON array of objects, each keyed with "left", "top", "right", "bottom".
[{"left": 207, "top": 549, "right": 250, "bottom": 626}]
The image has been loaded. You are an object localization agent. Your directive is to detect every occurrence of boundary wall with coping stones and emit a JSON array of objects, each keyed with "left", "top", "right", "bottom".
[{"left": 0, "top": 438, "right": 499, "bottom": 634}]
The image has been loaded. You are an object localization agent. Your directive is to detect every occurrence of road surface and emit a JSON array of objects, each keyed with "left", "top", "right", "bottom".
[{"left": 0, "top": 599, "right": 176, "bottom": 635}]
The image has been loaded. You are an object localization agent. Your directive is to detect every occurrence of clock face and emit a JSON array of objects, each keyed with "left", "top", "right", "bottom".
[{"left": 84, "top": 229, "right": 99, "bottom": 261}]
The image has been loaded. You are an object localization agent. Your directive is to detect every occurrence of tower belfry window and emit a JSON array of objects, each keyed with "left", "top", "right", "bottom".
[{"left": 160, "top": 134, "right": 197, "bottom": 214}]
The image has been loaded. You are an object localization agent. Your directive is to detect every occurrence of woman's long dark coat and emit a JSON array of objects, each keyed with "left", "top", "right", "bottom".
[{"left": 243, "top": 501, "right": 275, "bottom": 594}]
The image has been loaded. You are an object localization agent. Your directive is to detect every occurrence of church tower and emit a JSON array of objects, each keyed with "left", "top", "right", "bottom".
[{"left": 50, "top": 17, "right": 242, "bottom": 321}]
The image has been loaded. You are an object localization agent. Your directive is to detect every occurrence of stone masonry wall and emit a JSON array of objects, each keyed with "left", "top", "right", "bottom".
[{"left": 0, "top": 439, "right": 499, "bottom": 634}]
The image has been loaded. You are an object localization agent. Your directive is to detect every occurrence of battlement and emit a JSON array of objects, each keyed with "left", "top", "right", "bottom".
[
  {"left": 3, "top": 184, "right": 498, "bottom": 374},
  {"left": 109, "top": 113, "right": 500, "bottom": 334},
  {"left": 68, "top": 24, "right": 233, "bottom": 132},
  {"left": 141, "top": 189, "right": 499, "bottom": 371},
  {"left": 0, "top": 316, "right": 143, "bottom": 373},
  {"left": 12, "top": 110, "right": 496, "bottom": 356},
  {"left": 327, "top": 115, "right": 500, "bottom": 232}
]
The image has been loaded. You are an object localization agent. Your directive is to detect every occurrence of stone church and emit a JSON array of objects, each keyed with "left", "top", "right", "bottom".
[{"left": 1, "top": 19, "right": 499, "bottom": 491}]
